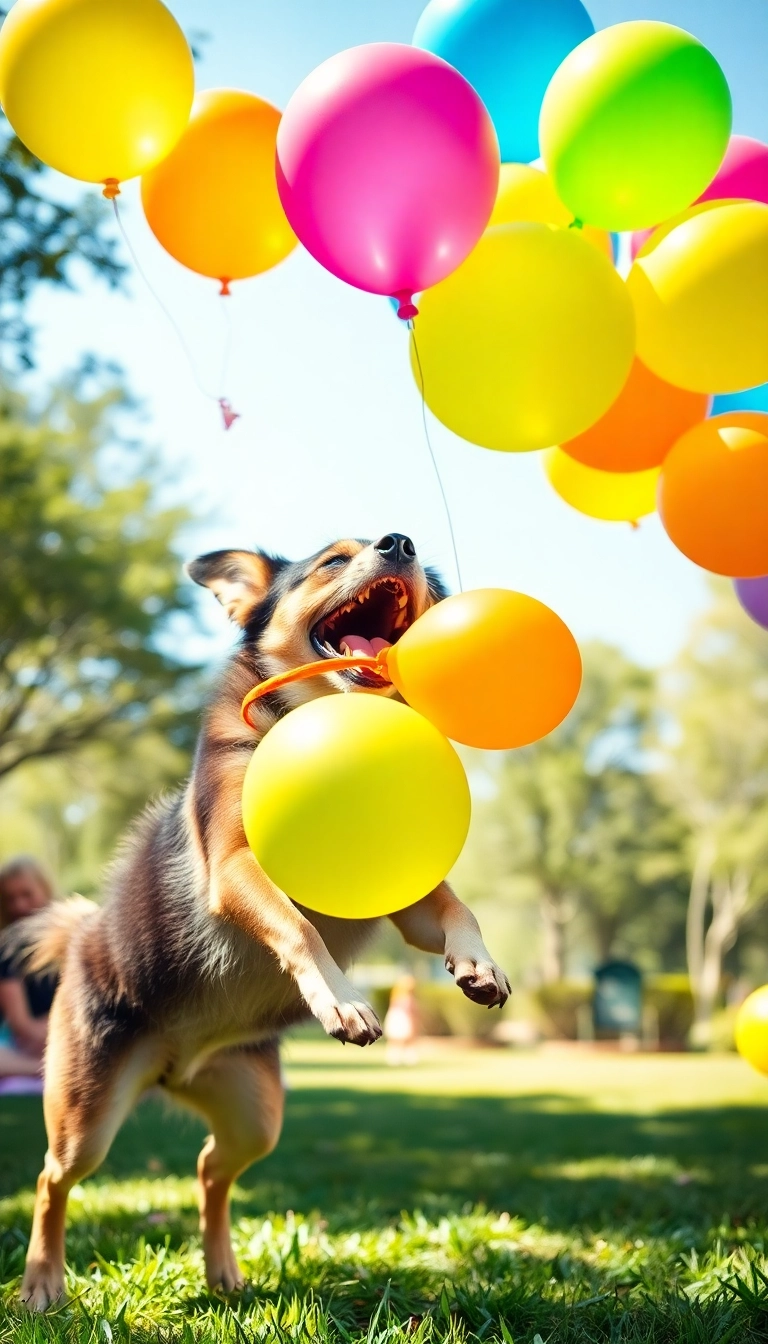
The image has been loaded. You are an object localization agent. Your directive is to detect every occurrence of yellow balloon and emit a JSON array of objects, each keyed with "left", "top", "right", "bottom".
[
  {"left": 241, "top": 695, "right": 471, "bottom": 920},
  {"left": 0, "top": 0, "right": 194, "bottom": 186},
  {"left": 411, "top": 223, "right": 635, "bottom": 453},
  {"left": 735, "top": 985, "right": 768, "bottom": 1075},
  {"left": 544, "top": 448, "right": 659, "bottom": 522},
  {"left": 627, "top": 200, "right": 768, "bottom": 394},
  {"left": 490, "top": 163, "right": 613, "bottom": 260}
]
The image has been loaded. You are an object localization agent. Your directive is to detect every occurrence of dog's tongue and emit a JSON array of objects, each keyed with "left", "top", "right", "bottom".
[{"left": 340, "top": 635, "right": 391, "bottom": 658}]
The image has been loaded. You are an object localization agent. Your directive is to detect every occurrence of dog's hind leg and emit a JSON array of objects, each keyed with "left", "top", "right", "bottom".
[
  {"left": 20, "top": 990, "right": 160, "bottom": 1312},
  {"left": 169, "top": 1041, "right": 284, "bottom": 1291}
]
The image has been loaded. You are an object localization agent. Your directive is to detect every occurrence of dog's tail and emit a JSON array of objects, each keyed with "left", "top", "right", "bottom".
[{"left": 0, "top": 896, "right": 98, "bottom": 975}]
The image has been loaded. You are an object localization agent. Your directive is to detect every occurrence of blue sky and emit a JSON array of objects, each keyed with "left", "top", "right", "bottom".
[{"left": 21, "top": 0, "right": 768, "bottom": 666}]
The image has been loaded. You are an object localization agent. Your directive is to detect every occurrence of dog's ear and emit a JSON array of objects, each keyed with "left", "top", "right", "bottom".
[{"left": 185, "top": 549, "right": 286, "bottom": 626}]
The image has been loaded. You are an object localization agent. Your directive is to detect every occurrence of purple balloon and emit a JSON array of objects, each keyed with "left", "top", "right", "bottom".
[{"left": 734, "top": 575, "right": 768, "bottom": 630}]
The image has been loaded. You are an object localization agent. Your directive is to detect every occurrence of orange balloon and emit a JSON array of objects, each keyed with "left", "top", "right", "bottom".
[
  {"left": 387, "top": 589, "right": 582, "bottom": 750},
  {"left": 659, "top": 413, "right": 768, "bottom": 576},
  {"left": 141, "top": 88, "right": 297, "bottom": 289},
  {"left": 561, "top": 357, "right": 708, "bottom": 472}
]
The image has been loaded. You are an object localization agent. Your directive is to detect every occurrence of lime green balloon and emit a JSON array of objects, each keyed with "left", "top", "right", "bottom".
[
  {"left": 540, "top": 20, "right": 732, "bottom": 231},
  {"left": 242, "top": 694, "right": 471, "bottom": 919}
]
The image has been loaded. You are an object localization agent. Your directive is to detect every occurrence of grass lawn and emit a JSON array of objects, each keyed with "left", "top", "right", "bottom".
[{"left": 1, "top": 1040, "right": 768, "bottom": 1342}]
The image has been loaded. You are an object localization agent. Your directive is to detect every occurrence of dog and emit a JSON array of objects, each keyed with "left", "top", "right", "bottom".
[{"left": 9, "top": 533, "right": 510, "bottom": 1310}]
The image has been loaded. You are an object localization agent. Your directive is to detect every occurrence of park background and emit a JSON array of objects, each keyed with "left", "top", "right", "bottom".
[{"left": 2, "top": 0, "right": 768, "bottom": 1339}]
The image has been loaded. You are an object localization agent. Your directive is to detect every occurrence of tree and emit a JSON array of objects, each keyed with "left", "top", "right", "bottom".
[
  {"left": 0, "top": 728, "right": 192, "bottom": 897},
  {"left": 1, "top": 127, "right": 123, "bottom": 364},
  {"left": 0, "top": 108, "right": 201, "bottom": 884},
  {"left": 0, "top": 364, "right": 200, "bottom": 781},
  {"left": 455, "top": 644, "right": 687, "bottom": 982},
  {"left": 663, "top": 584, "right": 768, "bottom": 1040}
]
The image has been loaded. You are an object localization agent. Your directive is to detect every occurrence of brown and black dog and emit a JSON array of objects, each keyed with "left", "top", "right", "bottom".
[{"left": 9, "top": 533, "right": 509, "bottom": 1310}]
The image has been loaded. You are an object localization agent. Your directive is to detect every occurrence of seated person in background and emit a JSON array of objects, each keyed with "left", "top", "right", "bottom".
[{"left": 0, "top": 856, "right": 58, "bottom": 1081}]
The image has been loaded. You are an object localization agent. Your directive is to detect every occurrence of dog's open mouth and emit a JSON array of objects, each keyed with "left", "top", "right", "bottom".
[{"left": 311, "top": 577, "right": 412, "bottom": 686}]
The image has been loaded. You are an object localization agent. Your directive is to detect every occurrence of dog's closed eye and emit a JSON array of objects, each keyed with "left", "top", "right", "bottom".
[{"left": 318, "top": 554, "right": 350, "bottom": 570}]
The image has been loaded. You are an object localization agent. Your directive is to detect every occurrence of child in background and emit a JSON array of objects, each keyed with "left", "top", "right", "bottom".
[
  {"left": 384, "top": 974, "right": 420, "bottom": 1066},
  {"left": 0, "top": 856, "right": 57, "bottom": 1089}
]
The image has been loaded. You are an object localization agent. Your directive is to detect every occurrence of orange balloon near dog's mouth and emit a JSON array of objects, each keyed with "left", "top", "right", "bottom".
[
  {"left": 243, "top": 587, "right": 582, "bottom": 752},
  {"left": 387, "top": 588, "right": 582, "bottom": 750}
]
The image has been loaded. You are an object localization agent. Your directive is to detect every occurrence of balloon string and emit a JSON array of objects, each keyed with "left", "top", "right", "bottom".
[
  {"left": 241, "top": 652, "right": 391, "bottom": 727},
  {"left": 218, "top": 295, "right": 235, "bottom": 398},
  {"left": 111, "top": 199, "right": 218, "bottom": 401},
  {"left": 111, "top": 198, "right": 239, "bottom": 428},
  {"left": 409, "top": 323, "right": 464, "bottom": 594}
]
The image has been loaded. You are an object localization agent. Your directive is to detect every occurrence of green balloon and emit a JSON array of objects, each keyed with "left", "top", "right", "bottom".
[{"left": 540, "top": 21, "right": 732, "bottom": 232}]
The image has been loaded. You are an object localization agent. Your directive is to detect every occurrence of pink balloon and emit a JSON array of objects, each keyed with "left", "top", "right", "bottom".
[
  {"left": 276, "top": 43, "right": 500, "bottom": 318},
  {"left": 630, "top": 135, "right": 768, "bottom": 261},
  {"left": 698, "top": 134, "right": 768, "bottom": 205},
  {"left": 629, "top": 226, "right": 654, "bottom": 261}
]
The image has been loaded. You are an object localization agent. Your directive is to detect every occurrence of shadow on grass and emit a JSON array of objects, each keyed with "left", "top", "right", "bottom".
[
  {"left": 3, "top": 1084, "right": 768, "bottom": 1236},
  {"left": 3, "top": 1085, "right": 768, "bottom": 1342}
]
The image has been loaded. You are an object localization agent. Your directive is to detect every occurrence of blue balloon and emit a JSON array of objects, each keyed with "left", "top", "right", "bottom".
[
  {"left": 413, "top": 0, "right": 595, "bottom": 164},
  {"left": 711, "top": 383, "right": 768, "bottom": 416}
]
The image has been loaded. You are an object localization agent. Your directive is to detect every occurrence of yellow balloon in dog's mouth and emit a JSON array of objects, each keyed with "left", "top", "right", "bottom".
[{"left": 242, "top": 695, "right": 470, "bottom": 919}]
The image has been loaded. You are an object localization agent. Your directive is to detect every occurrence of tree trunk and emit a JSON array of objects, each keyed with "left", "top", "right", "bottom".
[
  {"left": 540, "top": 891, "right": 573, "bottom": 983},
  {"left": 687, "top": 839, "right": 751, "bottom": 1045},
  {"left": 593, "top": 916, "right": 618, "bottom": 965},
  {"left": 686, "top": 837, "right": 715, "bottom": 1020}
]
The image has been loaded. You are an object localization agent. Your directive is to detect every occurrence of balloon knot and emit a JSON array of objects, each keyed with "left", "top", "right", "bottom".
[
  {"left": 393, "top": 290, "right": 419, "bottom": 321},
  {"left": 568, "top": 217, "right": 583, "bottom": 230},
  {"left": 629, "top": 519, "right": 640, "bottom": 531},
  {"left": 219, "top": 278, "right": 232, "bottom": 297},
  {"left": 219, "top": 398, "right": 240, "bottom": 431},
  {"left": 102, "top": 179, "right": 121, "bottom": 200}
]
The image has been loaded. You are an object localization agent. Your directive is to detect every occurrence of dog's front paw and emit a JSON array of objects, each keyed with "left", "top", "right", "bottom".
[
  {"left": 20, "top": 1262, "right": 66, "bottom": 1312},
  {"left": 447, "top": 954, "right": 511, "bottom": 1008},
  {"left": 299, "top": 969, "right": 383, "bottom": 1046},
  {"left": 327, "top": 996, "right": 382, "bottom": 1046},
  {"left": 311, "top": 992, "right": 382, "bottom": 1046}
]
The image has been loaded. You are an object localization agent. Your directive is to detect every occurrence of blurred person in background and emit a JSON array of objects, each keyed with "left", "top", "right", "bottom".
[
  {"left": 384, "top": 974, "right": 420, "bottom": 1066},
  {"left": 0, "top": 856, "right": 57, "bottom": 1086}
]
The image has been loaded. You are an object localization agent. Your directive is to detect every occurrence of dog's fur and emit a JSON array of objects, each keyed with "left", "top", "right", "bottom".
[{"left": 8, "top": 536, "right": 509, "bottom": 1310}]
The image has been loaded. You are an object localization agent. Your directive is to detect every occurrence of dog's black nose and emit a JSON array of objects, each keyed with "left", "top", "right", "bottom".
[{"left": 374, "top": 533, "right": 417, "bottom": 565}]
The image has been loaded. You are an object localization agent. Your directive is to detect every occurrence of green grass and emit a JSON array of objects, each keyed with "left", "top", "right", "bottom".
[{"left": 2, "top": 1041, "right": 768, "bottom": 1342}]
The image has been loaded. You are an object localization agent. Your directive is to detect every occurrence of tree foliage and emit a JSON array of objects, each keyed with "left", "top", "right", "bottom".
[
  {"left": 0, "top": 109, "right": 201, "bottom": 887},
  {"left": 661, "top": 583, "right": 768, "bottom": 1035},
  {"left": 1, "top": 129, "right": 123, "bottom": 364},
  {"left": 0, "top": 365, "right": 200, "bottom": 781},
  {"left": 457, "top": 644, "right": 688, "bottom": 981}
]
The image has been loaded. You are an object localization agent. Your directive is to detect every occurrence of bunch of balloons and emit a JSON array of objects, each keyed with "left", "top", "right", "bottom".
[
  {"left": 405, "top": 3, "right": 768, "bottom": 624},
  {"left": 241, "top": 589, "right": 582, "bottom": 918}
]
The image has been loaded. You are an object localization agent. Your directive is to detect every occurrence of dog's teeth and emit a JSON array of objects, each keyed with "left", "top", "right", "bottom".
[{"left": 398, "top": 593, "right": 408, "bottom": 608}]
